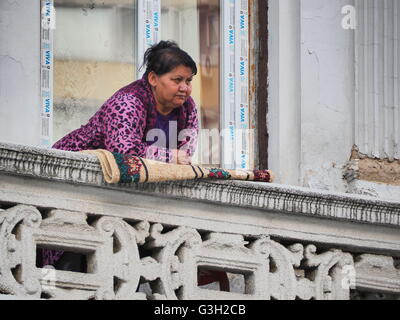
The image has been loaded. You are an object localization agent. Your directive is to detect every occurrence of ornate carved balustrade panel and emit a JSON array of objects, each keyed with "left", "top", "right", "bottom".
[
  {"left": 0, "top": 202, "right": 398, "bottom": 300},
  {"left": 0, "top": 203, "right": 361, "bottom": 300},
  {"left": 0, "top": 205, "right": 158, "bottom": 299}
]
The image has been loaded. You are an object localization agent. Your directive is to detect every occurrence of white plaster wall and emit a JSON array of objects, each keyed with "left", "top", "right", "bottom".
[
  {"left": 300, "top": 0, "right": 355, "bottom": 192},
  {"left": 0, "top": 0, "right": 41, "bottom": 146},
  {"left": 267, "top": 0, "right": 302, "bottom": 186},
  {"left": 268, "top": 0, "right": 356, "bottom": 193},
  {"left": 348, "top": 180, "right": 400, "bottom": 202}
]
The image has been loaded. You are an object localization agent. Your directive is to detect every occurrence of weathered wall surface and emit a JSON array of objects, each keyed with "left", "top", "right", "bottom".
[
  {"left": 0, "top": 0, "right": 41, "bottom": 146},
  {"left": 357, "top": 158, "right": 400, "bottom": 187},
  {"left": 267, "top": 0, "right": 302, "bottom": 187},
  {"left": 344, "top": 146, "right": 400, "bottom": 201},
  {"left": 299, "top": 0, "right": 355, "bottom": 192},
  {"left": 268, "top": 0, "right": 358, "bottom": 193}
]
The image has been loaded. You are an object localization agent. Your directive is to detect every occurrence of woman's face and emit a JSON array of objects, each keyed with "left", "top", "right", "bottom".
[{"left": 148, "top": 65, "right": 194, "bottom": 112}]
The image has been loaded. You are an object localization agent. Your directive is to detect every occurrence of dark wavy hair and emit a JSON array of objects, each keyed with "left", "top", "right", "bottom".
[{"left": 142, "top": 40, "right": 197, "bottom": 77}]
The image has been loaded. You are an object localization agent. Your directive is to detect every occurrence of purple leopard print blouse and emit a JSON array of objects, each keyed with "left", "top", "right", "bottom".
[{"left": 52, "top": 75, "right": 199, "bottom": 163}]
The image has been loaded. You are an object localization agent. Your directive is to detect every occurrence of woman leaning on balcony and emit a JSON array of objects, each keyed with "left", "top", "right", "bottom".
[{"left": 42, "top": 40, "right": 229, "bottom": 293}]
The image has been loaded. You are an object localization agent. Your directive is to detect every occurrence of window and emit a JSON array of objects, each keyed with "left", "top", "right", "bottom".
[
  {"left": 42, "top": 0, "right": 253, "bottom": 169},
  {"left": 47, "top": 0, "right": 138, "bottom": 144}
]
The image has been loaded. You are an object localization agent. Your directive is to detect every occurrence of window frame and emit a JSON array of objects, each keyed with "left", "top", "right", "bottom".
[{"left": 41, "top": 0, "right": 268, "bottom": 170}]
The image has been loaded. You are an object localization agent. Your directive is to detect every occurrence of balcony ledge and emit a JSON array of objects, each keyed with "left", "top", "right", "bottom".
[{"left": 1, "top": 142, "right": 399, "bottom": 227}]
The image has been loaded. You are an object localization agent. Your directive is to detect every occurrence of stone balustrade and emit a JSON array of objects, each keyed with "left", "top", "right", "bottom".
[{"left": 0, "top": 142, "right": 399, "bottom": 300}]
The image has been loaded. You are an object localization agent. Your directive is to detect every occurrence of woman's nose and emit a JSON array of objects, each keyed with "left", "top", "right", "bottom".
[{"left": 179, "top": 84, "right": 188, "bottom": 92}]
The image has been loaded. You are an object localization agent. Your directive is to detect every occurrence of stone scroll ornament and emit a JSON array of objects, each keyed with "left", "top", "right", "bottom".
[
  {"left": 296, "top": 245, "right": 355, "bottom": 300},
  {"left": 81, "top": 150, "right": 275, "bottom": 184},
  {"left": 0, "top": 205, "right": 42, "bottom": 298}
]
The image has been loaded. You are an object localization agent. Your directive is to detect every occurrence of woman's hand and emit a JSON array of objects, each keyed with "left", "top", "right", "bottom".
[{"left": 172, "top": 149, "right": 192, "bottom": 165}]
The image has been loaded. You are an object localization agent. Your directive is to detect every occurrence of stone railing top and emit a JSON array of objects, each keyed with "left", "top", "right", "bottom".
[{"left": 1, "top": 142, "right": 399, "bottom": 228}]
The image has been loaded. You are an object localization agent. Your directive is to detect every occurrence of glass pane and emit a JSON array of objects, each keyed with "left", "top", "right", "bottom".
[
  {"left": 161, "top": 0, "right": 221, "bottom": 166},
  {"left": 53, "top": 0, "right": 137, "bottom": 143}
]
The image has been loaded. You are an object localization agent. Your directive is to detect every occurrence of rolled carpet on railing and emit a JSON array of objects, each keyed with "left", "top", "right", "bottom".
[{"left": 81, "top": 149, "right": 275, "bottom": 184}]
